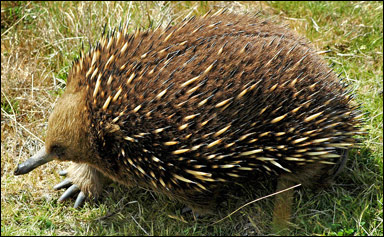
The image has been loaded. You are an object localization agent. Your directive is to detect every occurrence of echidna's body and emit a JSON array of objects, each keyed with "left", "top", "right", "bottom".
[{"left": 15, "top": 11, "right": 362, "bottom": 213}]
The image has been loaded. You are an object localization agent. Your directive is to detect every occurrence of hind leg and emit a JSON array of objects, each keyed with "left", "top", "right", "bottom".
[
  {"left": 271, "top": 175, "right": 295, "bottom": 234},
  {"left": 271, "top": 149, "right": 349, "bottom": 233},
  {"left": 54, "top": 163, "right": 111, "bottom": 208}
]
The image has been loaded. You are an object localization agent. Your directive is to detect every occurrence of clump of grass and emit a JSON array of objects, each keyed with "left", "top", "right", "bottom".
[{"left": 1, "top": 1, "right": 382, "bottom": 236}]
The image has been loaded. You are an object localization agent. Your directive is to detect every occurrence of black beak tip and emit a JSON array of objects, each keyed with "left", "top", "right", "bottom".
[{"left": 14, "top": 165, "right": 22, "bottom": 176}]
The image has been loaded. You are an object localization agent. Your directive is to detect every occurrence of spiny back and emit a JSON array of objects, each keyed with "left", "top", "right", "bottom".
[{"left": 65, "top": 11, "right": 361, "bottom": 192}]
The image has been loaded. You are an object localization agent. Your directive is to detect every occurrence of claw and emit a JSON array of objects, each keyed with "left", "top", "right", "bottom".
[
  {"left": 58, "top": 184, "right": 80, "bottom": 202},
  {"left": 182, "top": 206, "right": 192, "bottom": 214},
  {"left": 74, "top": 191, "right": 86, "bottom": 208},
  {"left": 59, "top": 170, "right": 68, "bottom": 176},
  {"left": 54, "top": 178, "right": 72, "bottom": 190},
  {"left": 181, "top": 206, "right": 200, "bottom": 218}
]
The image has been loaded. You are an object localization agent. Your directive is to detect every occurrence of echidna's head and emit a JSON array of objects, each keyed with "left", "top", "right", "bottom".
[{"left": 15, "top": 90, "right": 92, "bottom": 175}]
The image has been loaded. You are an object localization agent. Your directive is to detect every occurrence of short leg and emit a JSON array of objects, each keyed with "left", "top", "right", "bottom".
[
  {"left": 272, "top": 175, "right": 294, "bottom": 234},
  {"left": 54, "top": 163, "right": 110, "bottom": 208}
]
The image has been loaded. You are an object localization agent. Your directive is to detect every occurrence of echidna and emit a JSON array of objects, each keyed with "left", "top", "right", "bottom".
[{"left": 15, "top": 10, "right": 363, "bottom": 217}]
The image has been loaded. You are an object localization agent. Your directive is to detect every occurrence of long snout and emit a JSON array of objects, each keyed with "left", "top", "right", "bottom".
[{"left": 14, "top": 147, "right": 54, "bottom": 175}]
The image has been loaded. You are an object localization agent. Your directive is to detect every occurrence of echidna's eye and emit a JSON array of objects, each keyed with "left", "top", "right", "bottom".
[{"left": 50, "top": 144, "right": 66, "bottom": 158}]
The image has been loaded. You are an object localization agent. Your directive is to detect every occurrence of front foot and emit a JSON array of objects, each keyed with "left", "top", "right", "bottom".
[
  {"left": 53, "top": 170, "right": 86, "bottom": 208},
  {"left": 54, "top": 163, "right": 110, "bottom": 208}
]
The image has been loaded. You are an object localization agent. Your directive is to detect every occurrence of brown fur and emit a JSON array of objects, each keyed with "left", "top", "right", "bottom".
[
  {"left": 46, "top": 91, "right": 91, "bottom": 164},
  {"left": 39, "top": 11, "right": 361, "bottom": 214}
]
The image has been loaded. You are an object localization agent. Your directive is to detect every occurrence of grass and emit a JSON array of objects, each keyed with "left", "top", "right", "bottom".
[{"left": 1, "top": 1, "right": 382, "bottom": 235}]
